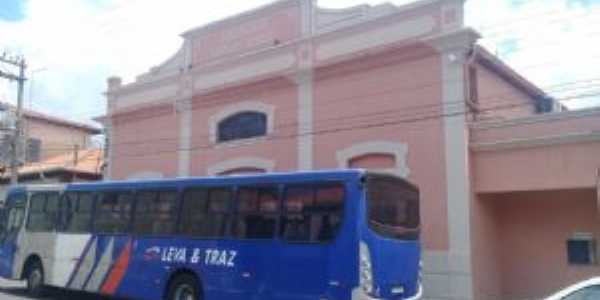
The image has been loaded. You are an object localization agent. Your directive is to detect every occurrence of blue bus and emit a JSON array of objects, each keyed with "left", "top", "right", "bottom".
[{"left": 0, "top": 170, "right": 421, "bottom": 300}]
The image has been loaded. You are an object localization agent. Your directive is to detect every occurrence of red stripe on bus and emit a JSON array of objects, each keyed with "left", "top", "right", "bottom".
[{"left": 100, "top": 240, "right": 132, "bottom": 295}]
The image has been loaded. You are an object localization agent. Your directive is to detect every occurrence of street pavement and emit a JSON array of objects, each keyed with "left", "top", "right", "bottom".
[{"left": 0, "top": 278, "right": 114, "bottom": 300}]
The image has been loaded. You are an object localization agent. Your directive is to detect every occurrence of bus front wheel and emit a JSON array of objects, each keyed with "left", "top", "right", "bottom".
[
  {"left": 166, "top": 273, "right": 201, "bottom": 300},
  {"left": 25, "top": 260, "right": 46, "bottom": 297}
]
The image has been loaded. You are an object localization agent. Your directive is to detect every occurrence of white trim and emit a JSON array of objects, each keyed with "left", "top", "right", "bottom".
[
  {"left": 105, "top": 119, "right": 113, "bottom": 181},
  {"left": 471, "top": 131, "right": 600, "bottom": 152},
  {"left": 336, "top": 141, "right": 410, "bottom": 178},
  {"left": 177, "top": 99, "right": 193, "bottom": 177},
  {"left": 206, "top": 157, "right": 275, "bottom": 176},
  {"left": 208, "top": 101, "right": 275, "bottom": 144},
  {"left": 127, "top": 171, "right": 164, "bottom": 180},
  {"left": 436, "top": 43, "right": 474, "bottom": 299},
  {"left": 295, "top": 71, "right": 314, "bottom": 170},
  {"left": 470, "top": 107, "right": 600, "bottom": 130}
]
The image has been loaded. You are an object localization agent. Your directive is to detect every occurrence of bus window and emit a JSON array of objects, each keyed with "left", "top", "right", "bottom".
[
  {"left": 233, "top": 186, "right": 279, "bottom": 239},
  {"left": 133, "top": 190, "right": 178, "bottom": 236},
  {"left": 281, "top": 184, "right": 344, "bottom": 242},
  {"left": 27, "top": 192, "right": 59, "bottom": 232},
  {"left": 94, "top": 192, "right": 133, "bottom": 234},
  {"left": 367, "top": 176, "right": 420, "bottom": 240},
  {"left": 60, "top": 192, "right": 94, "bottom": 233},
  {"left": 181, "top": 188, "right": 233, "bottom": 238}
]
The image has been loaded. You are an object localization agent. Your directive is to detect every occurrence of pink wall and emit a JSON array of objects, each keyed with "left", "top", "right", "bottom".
[
  {"left": 312, "top": 45, "right": 449, "bottom": 251},
  {"left": 474, "top": 63, "right": 536, "bottom": 121},
  {"left": 189, "top": 79, "right": 298, "bottom": 175},
  {"left": 111, "top": 105, "right": 179, "bottom": 179},
  {"left": 192, "top": 3, "right": 301, "bottom": 65},
  {"left": 492, "top": 190, "right": 600, "bottom": 299}
]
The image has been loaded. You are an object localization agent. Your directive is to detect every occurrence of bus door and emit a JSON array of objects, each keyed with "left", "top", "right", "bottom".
[
  {"left": 0, "top": 191, "right": 27, "bottom": 279},
  {"left": 272, "top": 183, "right": 347, "bottom": 300}
]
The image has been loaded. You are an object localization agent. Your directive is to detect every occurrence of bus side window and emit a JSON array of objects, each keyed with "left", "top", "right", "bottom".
[
  {"left": 27, "top": 193, "right": 47, "bottom": 232},
  {"left": 181, "top": 188, "right": 233, "bottom": 238},
  {"left": 133, "top": 190, "right": 178, "bottom": 236},
  {"left": 61, "top": 192, "right": 94, "bottom": 233},
  {"left": 94, "top": 192, "right": 132, "bottom": 234},
  {"left": 234, "top": 186, "right": 279, "bottom": 239},
  {"left": 281, "top": 184, "right": 344, "bottom": 242}
]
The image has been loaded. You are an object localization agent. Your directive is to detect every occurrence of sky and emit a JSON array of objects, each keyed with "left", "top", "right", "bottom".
[{"left": 0, "top": 0, "right": 599, "bottom": 126}]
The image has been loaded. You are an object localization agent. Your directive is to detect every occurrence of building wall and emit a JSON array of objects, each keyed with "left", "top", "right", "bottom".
[
  {"left": 475, "top": 63, "right": 536, "bottom": 121},
  {"left": 26, "top": 117, "right": 94, "bottom": 160},
  {"left": 493, "top": 190, "right": 600, "bottom": 300},
  {"left": 313, "top": 45, "right": 449, "bottom": 251},
  {"left": 110, "top": 104, "right": 179, "bottom": 180},
  {"left": 189, "top": 79, "right": 299, "bottom": 176}
]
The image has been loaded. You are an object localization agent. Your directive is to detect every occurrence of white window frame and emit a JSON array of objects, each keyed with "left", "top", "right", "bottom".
[
  {"left": 336, "top": 140, "right": 410, "bottom": 178},
  {"left": 207, "top": 157, "right": 275, "bottom": 176},
  {"left": 208, "top": 101, "right": 275, "bottom": 145}
]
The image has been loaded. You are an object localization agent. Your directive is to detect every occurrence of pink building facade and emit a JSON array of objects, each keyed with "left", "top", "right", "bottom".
[{"left": 102, "top": 0, "right": 600, "bottom": 299}]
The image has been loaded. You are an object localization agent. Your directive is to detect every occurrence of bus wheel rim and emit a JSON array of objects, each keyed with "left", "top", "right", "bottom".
[
  {"left": 28, "top": 269, "right": 42, "bottom": 289},
  {"left": 174, "top": 284, "right": 194, "bottom": 300}
]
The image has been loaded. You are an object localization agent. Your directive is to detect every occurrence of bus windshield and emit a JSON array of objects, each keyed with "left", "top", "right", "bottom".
[{"left": 367, "top": 175, "right": 420, "bottom": 240}]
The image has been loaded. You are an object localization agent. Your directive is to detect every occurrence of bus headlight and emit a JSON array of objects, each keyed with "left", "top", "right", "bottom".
[{"left": 359, "top": 242, "right": 374, "bottom": 295}]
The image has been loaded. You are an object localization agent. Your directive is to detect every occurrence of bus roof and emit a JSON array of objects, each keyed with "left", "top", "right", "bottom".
[{"left": 67, "top": 169, "right": 369, "bottom": 191}]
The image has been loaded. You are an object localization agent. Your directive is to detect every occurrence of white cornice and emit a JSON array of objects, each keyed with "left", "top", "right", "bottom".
[{"left": 471, "top": 131, "right": 600, "bottom": 152}]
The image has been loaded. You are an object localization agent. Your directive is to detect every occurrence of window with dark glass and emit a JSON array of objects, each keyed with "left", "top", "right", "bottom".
[
  {"left": 217, "top": 112, "right": 267, "bottom": 143},
  {"left": 367, "top": 175, "right": 420, "bottom": 240},
  {"left": 26, "top": 138, "right": 42, "bottom": 163},
  {"left": 133, "top": 190, "right": 178, "bottom": 235},
  {"left": 60, "top": 192, "right": 94, "bottom": 233},
  {"left": 233, "top": 186, "right": 279, "bottom": 239},
  {"left": 27, "top": 192, "right": 59, "bottom": 232},
  {"left": 180, "top": 188, "right": 233, "bottom": 238},
  {"left": 281, "top": 184, "right": 344, "bottom": 242},
  {"left": 94, "top": 192, "right": 132, "bottom": 233},
  {"left": 567, "top": 238, "right": 597, "bottom": 265}
]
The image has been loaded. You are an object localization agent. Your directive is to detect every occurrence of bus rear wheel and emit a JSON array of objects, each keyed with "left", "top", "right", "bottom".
[
  {"left": 166, "top": 273, "right": 201, "bottom": 300},
  {"left": 25, "top": 260, "right": 46, "bottom": 297}
]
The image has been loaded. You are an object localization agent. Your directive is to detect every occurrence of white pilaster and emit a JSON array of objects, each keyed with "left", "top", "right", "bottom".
[
  {"left": 176, "top": 99, "right": 192, "bottom": 177},
  {"left": 295, "top": 71, "right": 314, "bottom": 170},
  {"left": 427, "top": 29, "right": 479, "bottom": 300}
]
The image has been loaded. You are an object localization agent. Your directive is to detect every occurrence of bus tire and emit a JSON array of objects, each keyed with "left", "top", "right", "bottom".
[
  {"left": 166, "top": 273, "right": 201, "bottom": 300},
  {"left": 25, "top": 259, "right": 46, "bottom": 297}
]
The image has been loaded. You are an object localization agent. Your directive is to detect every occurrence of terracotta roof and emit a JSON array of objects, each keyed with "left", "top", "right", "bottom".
[
  {"left": 0, "top": 102, "right": 102, "bottom": 134},
  {"left": 3, "top": 148, "right": 104, "bottom": 179}
]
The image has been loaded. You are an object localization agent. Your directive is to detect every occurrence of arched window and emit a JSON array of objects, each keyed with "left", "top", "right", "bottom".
[
  {"left": 218, "top": 167, "right": 267, "bottom": 176},
  {"left": 337, "top": 141, "right": 410, "bottom": 178},
  {"left": 217, "top": 111, "right": 267, "bottom": 143}
]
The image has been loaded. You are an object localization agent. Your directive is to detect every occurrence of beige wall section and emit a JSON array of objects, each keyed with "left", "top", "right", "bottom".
[
  {"left": 25, "top": 118, "right": 94, "bottom": 160},
  {"left": 475, "top": 63, "right": 537, "bottom": 121}
]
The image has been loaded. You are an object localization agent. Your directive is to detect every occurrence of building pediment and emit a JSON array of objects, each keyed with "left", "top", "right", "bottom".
[{"left": 107, "top": 0, "right": 470, "bottom": 113}]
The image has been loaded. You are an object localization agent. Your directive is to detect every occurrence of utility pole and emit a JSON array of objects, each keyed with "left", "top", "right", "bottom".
[{"left": 0, "top": 53, "right": 27, "bottom": 185}]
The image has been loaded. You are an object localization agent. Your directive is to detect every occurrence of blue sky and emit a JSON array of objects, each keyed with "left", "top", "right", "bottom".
[
  {"left": 0, "top": 0, "right": 24, "bottom": 22},
  {"left": 0, "top": 0, "right": 599, "bottom": 126}
]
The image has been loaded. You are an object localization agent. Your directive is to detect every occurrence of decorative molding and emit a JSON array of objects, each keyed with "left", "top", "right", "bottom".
[
  {"left": 208, "top": 101, "right": 275, "bottom": 144},
  {"left": 471, "top": 131, "right": 600, "bottom": 152},
  {"left": 193, "top": 53, "right": 296, "bottom": 92},
  {"left": 336, "top": 140, "right": 410, "bottom": 178},
  {"left": 316, "top": 15, "right": 436, "bottom": 61},
  {"left": 113, "top": 83, "right": 179, "bottom": 111},
  {"left": 207, "top": 157, "right": 275, "bottom": 176},
  {"left": 425, "top": 28, "right": 480, "bottom": 54},
  {"left": 127, "top": 171, "right": 164, "bottom": 180}
]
